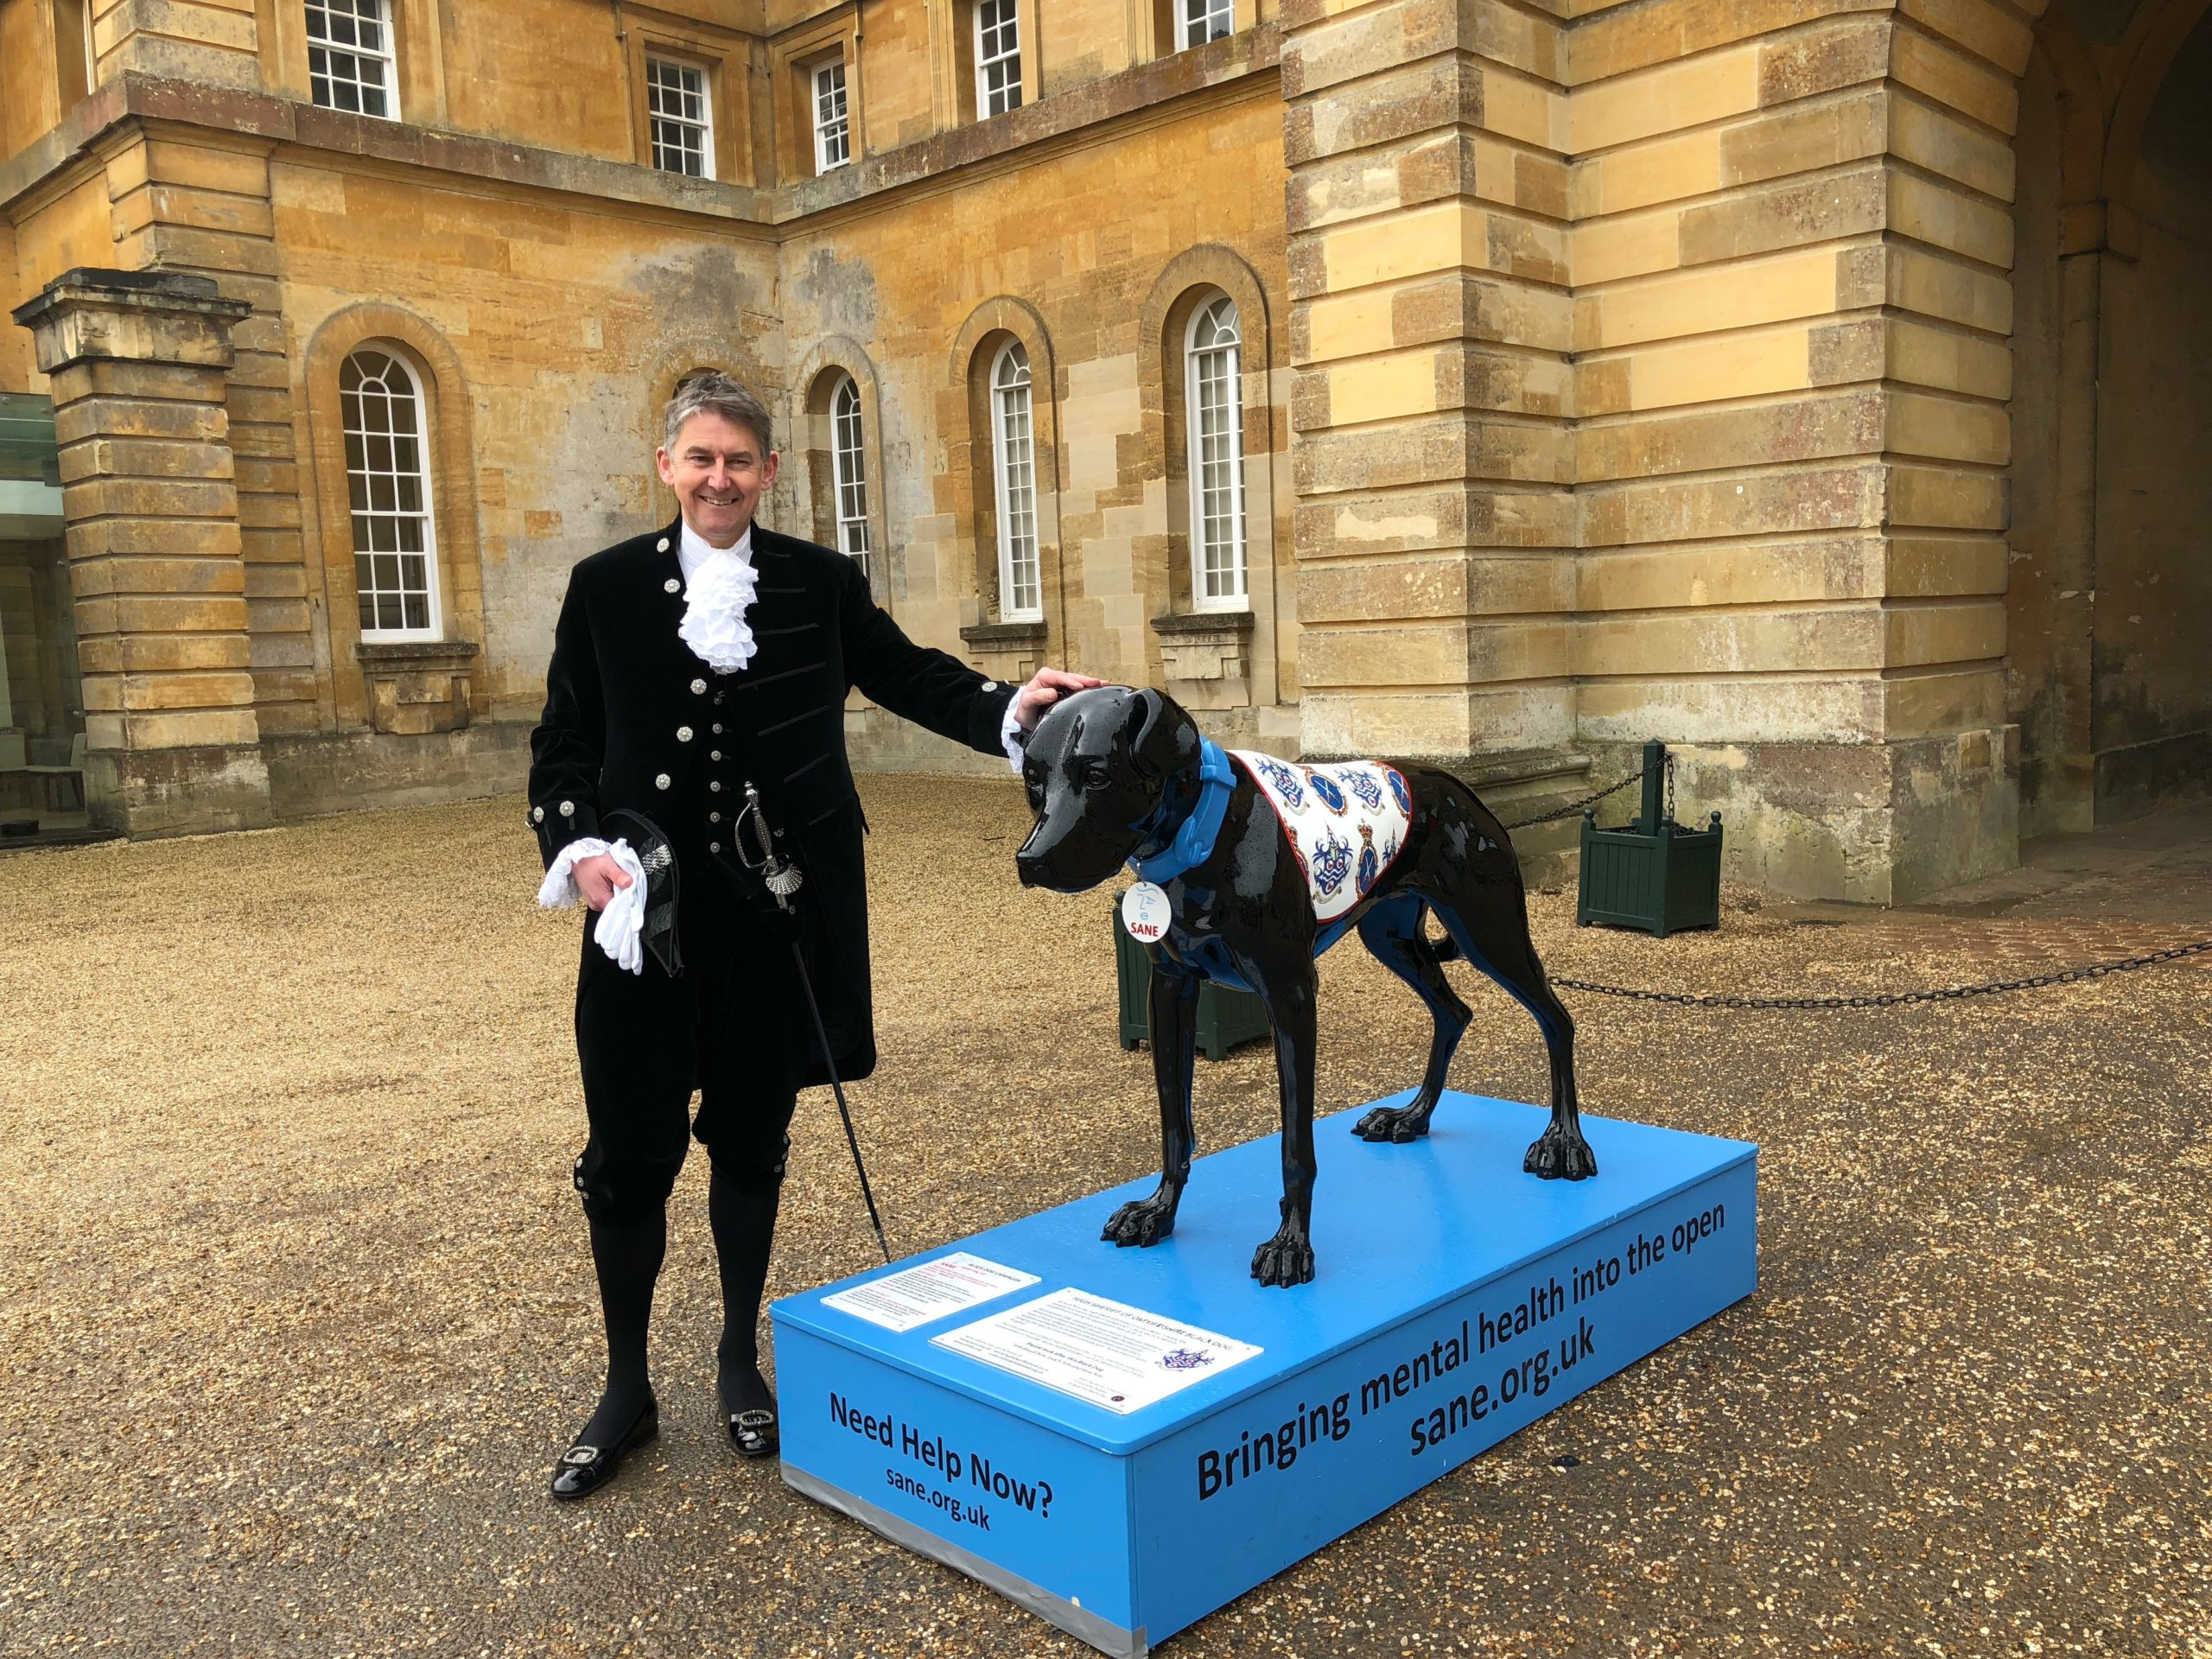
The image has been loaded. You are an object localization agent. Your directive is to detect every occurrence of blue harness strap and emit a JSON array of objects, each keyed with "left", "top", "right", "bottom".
[{"left": 1128, "top": 739, "right": 1236, "bottom": 885}]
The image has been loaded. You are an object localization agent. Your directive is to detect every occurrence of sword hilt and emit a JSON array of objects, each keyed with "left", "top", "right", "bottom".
[{"left": 738, "top": 780, "right": 804, "bottom": 910}]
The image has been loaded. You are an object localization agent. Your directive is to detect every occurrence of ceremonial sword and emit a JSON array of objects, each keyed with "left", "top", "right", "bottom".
[{"left": 735, "top": 781, "right": 893, "bottom": 1266}]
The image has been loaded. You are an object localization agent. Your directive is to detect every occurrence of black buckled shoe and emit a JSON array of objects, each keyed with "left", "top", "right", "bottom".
[
  {"left": 723, "top": 1402, "right": 779, "bottom": 1460},
  {"left": 549, "top": 1398, "right": 659, "bottom": 1500}
]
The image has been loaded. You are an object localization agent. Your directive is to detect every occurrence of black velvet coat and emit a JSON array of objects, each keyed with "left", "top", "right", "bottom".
[{"left": 529, "top": 518, "right": 1018, "bottom": 1085}]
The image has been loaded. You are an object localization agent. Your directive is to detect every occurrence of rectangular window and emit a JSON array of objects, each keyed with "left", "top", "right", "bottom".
[
  {"left": 812, "top": 59, "right": 851, "bottom": 173},
  {"left": 1180, "top": 0, "right": 1234, "bottom": 48},
  {"left": 646, "top": 56, "right": 714, "bottom": 179},
  {"left": 307, "top": 0, "right": 397, "bottom": 120},
  {"left": 975, "top": 0, "right": 1022, "bottom": 118}
]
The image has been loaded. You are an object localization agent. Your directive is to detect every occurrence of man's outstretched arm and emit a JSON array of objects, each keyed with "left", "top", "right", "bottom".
[{"left": 838, "top": 557, "right": 1100, "bottom": 758}]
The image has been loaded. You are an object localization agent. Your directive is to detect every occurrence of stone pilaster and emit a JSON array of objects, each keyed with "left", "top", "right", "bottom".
[
  {"left": 1281, "top": 0, "right": 1576, "bottom": 763},
  {"left": 1565, "top": 0, "right": 2025, "bottom": 901},
  {"left": 13, "top": 267, "right": 271, "bottom": 836}
]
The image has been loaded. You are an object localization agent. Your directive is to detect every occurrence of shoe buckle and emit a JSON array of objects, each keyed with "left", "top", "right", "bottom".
[
  {"left": 733, "top": 1410, "right": 775, "bottom": 1428},
  {"left": 562, "top": 1446, "right": 600, "bottom": 1465}
]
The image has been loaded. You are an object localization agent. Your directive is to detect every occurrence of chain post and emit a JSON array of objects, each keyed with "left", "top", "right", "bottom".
[{"left": 1638, "top": 739, "right": 1666, "bottom": 835}]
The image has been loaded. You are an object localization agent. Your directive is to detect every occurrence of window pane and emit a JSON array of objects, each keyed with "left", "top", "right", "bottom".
[
  {"left": 344, "top": 346, "right": 441, "bottom": 637},
  {"left": 814, "top": 60, "right": 850, "bottom": 171},
  {"left": 976, "top": 0, "right": 1022, "bottom": 116},
  {"left": 306, "top": 0, "right": 397, "bottom": 120},
  {"left": 830, "top": 376, "right": 870, "bottom": 574},
  {"left": 647, "top": 58, "right": 714, "bottom": 178},
  {"left": 1187, "top": 315, "right": 1248, "bottom": 604},
  {"left": 994, "top": 370, "right": 1039, "bottom": 619}
]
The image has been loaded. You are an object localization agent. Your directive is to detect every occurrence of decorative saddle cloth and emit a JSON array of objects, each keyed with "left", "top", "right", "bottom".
[{"left": 1227, "top": 750, "right": 1413, "bottom": 924}]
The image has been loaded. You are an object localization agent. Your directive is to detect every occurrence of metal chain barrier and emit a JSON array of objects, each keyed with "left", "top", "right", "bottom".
[
  {"left": 1503, "top": 766, "right": 1648, "bottom": 831},
  {"left": 1486, "top": 744, "right": 2209, "bottom": 1007},
  {"left": 1551, "top": 938, "right": 2212, "bottom": 1010},
  {"left": 1503, "top": 758, "right": 1681, "bottom": 833}
]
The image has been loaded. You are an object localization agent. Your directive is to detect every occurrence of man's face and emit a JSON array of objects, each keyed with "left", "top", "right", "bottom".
[{"left": 656, "top": 410, "right": 779, "bottom": 547}]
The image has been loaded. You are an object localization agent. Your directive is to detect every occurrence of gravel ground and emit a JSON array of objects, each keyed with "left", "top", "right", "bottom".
[{"left": 1, "top": 777, "right": 2207, "bottom": 1658}]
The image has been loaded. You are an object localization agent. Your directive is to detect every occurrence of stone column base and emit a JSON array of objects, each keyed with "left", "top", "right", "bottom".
[
  {"left": 1584, "top": 729, "right": 2021, "bottom": 906},
  {"left": 83, "top": 744, "right": 275, "bottom": 837}
]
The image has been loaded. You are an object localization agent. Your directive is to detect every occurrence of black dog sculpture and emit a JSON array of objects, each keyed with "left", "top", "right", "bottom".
[{"left": 1014, "top": 686, "right": 1593, "bottom": 1287}]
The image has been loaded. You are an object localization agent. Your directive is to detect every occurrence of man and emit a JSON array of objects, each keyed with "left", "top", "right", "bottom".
[{"left": 529, "top": 372, "right": 1097, "bottom": 1499}]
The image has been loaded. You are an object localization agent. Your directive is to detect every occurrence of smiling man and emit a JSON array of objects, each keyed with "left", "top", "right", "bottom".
[{"left": 528, "top": 372, "right": 1096, "bottom": 1499}]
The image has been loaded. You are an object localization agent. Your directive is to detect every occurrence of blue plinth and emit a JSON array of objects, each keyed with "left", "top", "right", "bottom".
[{"left": 773, "top": 1091, "right": 1757, "bottom": 1656}]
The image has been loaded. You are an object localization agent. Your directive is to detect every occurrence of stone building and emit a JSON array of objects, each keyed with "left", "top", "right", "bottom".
[{"left": 0, "top": 0, "right": 2203, "bottom": 898}]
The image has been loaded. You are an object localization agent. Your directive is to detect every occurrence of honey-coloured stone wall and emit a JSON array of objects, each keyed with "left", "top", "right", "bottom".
[{"left": 3, "top": 0, "right": 2206, "bottom": 899}]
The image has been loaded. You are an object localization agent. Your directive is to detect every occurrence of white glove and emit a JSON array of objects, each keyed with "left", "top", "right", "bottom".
[
  {"left": 537, "top": 836, "right": 652, "bottom": 976},
  {"left": 591, "top": 840, "right": 650, "bottom": 976}
]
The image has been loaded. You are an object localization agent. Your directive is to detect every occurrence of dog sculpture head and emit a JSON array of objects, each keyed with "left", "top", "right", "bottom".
[{"left": 1014, "top": 686, "right": 1203, "bottom": 893}]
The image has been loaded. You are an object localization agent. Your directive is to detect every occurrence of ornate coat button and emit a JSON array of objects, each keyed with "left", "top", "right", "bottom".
[
  {"left": 982, "top": 680, "right": 998, "bottom": 692},
  {"left": 691, "top": 679, "right": 707, "bottom": 696},
  {"left": 709, "top": 841, "right": 721, "bottom": 854},
  {"left": 711, "top": 723, "right": 722, "bottom": 734},
  {"left": 654, "top": 773, "right": 671, "bottom": 791},
  {"left": 559, "top": 800, "right": 575, "bottom": 817},
  {"left": 709, "top": 781, "right": 722, "bottom": 793},
  {"left": 709, "top": 750, "right": 721, "bottom": 761},
  {"left": 657, "top": 537, "right": 671, "bottom": 552},
  {"left": 531, "top": 805, "right": 545, "bottom": 823},
  {"left": 709, "top": 811, "right": 721, "bottom": 823},
  {"left": 677, "top": 727, "right": 694, "bottom": 742},
  {"left": 664, "top": 577, "right": 680, "bottom": 594}
]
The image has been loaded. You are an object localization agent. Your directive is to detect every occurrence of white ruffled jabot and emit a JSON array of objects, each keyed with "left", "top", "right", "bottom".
[{"left": 677, "top": 537, "right": 760, "bottom": 674}]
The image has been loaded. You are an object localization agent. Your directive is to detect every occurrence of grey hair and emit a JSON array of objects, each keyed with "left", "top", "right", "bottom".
[{"left": 662, "top": 370, "right": 773, "bottom": 454}]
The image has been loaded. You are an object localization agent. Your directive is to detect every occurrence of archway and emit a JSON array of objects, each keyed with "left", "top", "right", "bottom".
[{"left": 2007, "top": 0, "right": 2212, "bottom": 832}]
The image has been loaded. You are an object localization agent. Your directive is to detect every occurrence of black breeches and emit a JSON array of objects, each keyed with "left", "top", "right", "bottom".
[{"left": 571, "top": 888, "right": 808, "bottom": 1222}]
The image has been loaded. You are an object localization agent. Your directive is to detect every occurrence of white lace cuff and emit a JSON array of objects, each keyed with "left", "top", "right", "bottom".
[{"left": 1000, "top": 697, "right": 1026, "bottom": 773}]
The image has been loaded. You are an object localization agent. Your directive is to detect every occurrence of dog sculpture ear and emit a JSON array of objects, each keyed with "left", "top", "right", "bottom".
[{"left": 1125, "top": 687, "right": 1199, "bottom": 783}]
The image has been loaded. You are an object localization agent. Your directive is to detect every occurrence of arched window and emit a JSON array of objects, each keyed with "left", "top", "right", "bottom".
[
  {"left": 1185, "top": 294, "right": 1247, "bottom": 608},
  {"left": 830, "top": 373, "right": 871, "bottom": 572},
  {"left": 341, "top": 347, "right": 441, "bottom": 639},
  {"left": 991, "top": 340, "right": 1041, "bottom": 621}
]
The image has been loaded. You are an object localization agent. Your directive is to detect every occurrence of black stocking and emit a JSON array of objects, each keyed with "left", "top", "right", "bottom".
[
  {"left": 709, "top": 1161, "right": 780, "bottom": 1415},
  {"left": 580, "top": 1210, "right": 665, "bottom": 1446}
]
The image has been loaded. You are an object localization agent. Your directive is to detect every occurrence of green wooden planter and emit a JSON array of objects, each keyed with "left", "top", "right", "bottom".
[
  {"left": 1576, "top": 741, "right": 1724, "bottom": 938},
  {"left": 1113, "top": 895, "right": 1273, "bottom": 1061}
]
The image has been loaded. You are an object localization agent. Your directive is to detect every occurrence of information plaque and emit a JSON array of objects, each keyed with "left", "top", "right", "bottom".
[{"left": 772, "top": 1092, "right": 1758, "bottom": 1656}]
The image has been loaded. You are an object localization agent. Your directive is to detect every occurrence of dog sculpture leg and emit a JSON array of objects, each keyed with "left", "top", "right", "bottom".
[
  {"left": 1251, "top": 962, "right": 1320, "bottom": 1287},
  {"left": 1430, "top": 900, "right": 1597, "bottom": 1180},
  {"left": 1351, "top": 897, "right": 1473, "bottom": 1144},
  {"left": 1102, "top": 964, "right": 1201, "bottom": 1247}
]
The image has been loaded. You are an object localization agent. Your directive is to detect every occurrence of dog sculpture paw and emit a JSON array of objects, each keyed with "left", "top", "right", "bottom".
[
  {"left": 1101, "top": 1194, "right": 1179, "bottom": 1248},
  {"left": 1249, "top": 1229, "right": 1317, "bottom": 1287},
  {"left": 1523, "top": 1123, "right": 1599, "bottom": 1181},
  {"left": 1351, "top": 1103, "right": 1433, "bottom": 1143}
]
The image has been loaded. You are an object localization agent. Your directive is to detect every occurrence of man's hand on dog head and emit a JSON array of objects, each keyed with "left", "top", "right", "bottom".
[{"left": 1014, "top": 666, "right": 1106, "bottom": 733}]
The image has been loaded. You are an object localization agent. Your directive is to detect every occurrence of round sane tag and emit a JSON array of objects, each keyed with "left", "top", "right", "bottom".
[{"left": 1121, "top": 881, "right": 1172, "bottom": 944}]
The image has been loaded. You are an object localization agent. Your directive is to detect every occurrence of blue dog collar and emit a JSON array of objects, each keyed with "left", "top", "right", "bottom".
[{"left": 1129, "top": 739, "right": 1236, "bottom": 885}]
